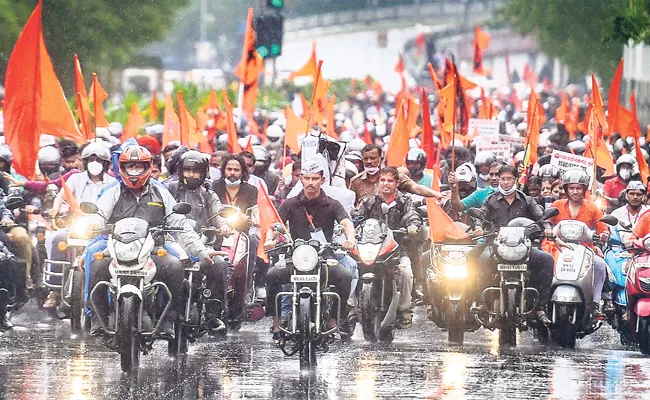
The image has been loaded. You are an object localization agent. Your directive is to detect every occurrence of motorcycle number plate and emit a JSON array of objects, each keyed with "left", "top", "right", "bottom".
[
  {"left": 115, "top": 269, "right": 149, "bottom": 277},
  {"left": 291, "top": 275, "right": 319, "bottom": 283},
  {"left": 185, "top": 265, "right": 201, "bottom": 272},
  {"left": 497, "top": 264, "right": 528, "bottom": 271},
  {"left": 637, "top": 263, "right": 650, "bottom": 269}
]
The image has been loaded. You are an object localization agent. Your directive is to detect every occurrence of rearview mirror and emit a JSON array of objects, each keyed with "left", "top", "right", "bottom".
[
  {"left": 173, "top": 202, "right": 191, "bottom": 215},
  {"left": 620, "top": 220, "right": 633, "bottom": 230},
  {"left": 272, "top": 222, "right": 286, "bottom": 234},
  {"left": 80, "top": 202, "right": 98, "bottom": 214},
  {"left": 217, "top": 205, "right": 239, "bottom": 219},
  {"left": 600, "top": 214, "right": 619, "bottom": 226},
  {"left": 4, "top": 196, "right": 23, "bottom": 210},
  {"left": 543, "top": 207, "right": 560, "bottom": 219}
]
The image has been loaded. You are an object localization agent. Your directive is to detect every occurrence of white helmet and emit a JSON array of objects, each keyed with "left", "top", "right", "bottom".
[
  {"left": 108, "top": 122, "right": 123, "bottom": 137},
  {"left": 38, "top": 146, "right": 61, "bottom": 164},
  {"left": 339, "top": 130, "right": 354, "bottom": 143},
  {"left": 266, "top": 124, "right": 284, "bottom": 139},
  {"left": 81, "top": 142, "right": 111, "bottom": 161},
  {"left": 616, "top": 154, "right": 636, "bottom": 170}
]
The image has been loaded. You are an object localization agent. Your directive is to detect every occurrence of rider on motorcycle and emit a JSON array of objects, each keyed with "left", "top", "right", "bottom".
[
  {"left": 354, "top": 166, "right": 421, "bottom": 329},
  {"left": 252, "top": 145, "right": 280, "bottom": 195},
  {"left": 546, "top": 168, "right": 610, "bottom": 319},
  {"left": 87, "top": 145, "right": 221, "bottom": 337},
  {"left": 610, "top": 181, "right": 648, "bottom": 231},
  {"left": 405, "top": 148, "right": 433, "bottom": 188},
  {"left": 165, "top": 150, "right": 230, "bottom": 331},
  {"left": 474, "top": 151, "right": 496, "bottom": 189},
  {"left": 603, "top": 154, "right": 637, "bottom": 200}
]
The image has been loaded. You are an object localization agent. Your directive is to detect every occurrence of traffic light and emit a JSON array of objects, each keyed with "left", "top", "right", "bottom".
[
  {"left": 267, "top": 0, "right": 284, "bottom": 9},
  {"left": 255, "top": 14, "right": 284, "bottom": 58}
]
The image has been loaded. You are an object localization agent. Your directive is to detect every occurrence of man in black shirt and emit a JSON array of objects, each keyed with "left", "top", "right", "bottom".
[{"left": 264, "top": 158, "right": 355, "bottom": 338}]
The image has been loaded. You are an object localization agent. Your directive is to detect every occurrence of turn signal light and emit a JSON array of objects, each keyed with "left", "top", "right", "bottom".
[
  {"left": 156, "top": 248, "right": 167, "bottom": 257},
  {"left": 57, "top": 241, "right": 68, "bottom": 252},
  {"left": 93, "top": 252, "right": 104, "bottom": 260}
]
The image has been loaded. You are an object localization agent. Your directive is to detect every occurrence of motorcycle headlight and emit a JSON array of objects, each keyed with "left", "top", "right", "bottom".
[
  {"left": 443, "top": 263, "right": 467, "bottom": 280},
  {"left": 496, "top": 242, "right": 528, "bottom": 261},
  {"left": 292, "top": 245, "right": 318, "bottom": 272},
  {"left": 114, "top": 241, "right": 141, "bottom": 264},
  {"left": 357, "top": 243, "right": 381, "bottom": 265},
  {"left": 72, "top": 216, "right": 90, "bottom": 238},
  {"left": 558, "top": 223, "right": 584, "bottom": 242}
]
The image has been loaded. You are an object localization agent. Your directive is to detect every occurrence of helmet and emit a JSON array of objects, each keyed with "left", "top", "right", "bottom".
[
  {"left": 514, "top": 151, "right": 525, "bottom": 163},
  {"left": 626, "top": 180, "right": 646, "bottom": 193},
  {"left": 474, "top": 151, "right": 496, "bottom": 166},
  {"left": 179, "top": 150, "right": 208, "bottom": 190},
  {"left": 345, "top": 150, "right": 362, "bottom": 163},
  {"left": 344, "top": 160, "right": 359, "bottom": 177},
  {"left": 561, "top": 168, "right": 590, "bottom": 188},
  {"left": 38, "top": 146, "right": 61, "bottom": 164},
  {"left": 118, "top": 146, "right": 152, "bottom": 189},
  {"left": 266, "top": 124, "right": 284, "bottom": 140},
  {"left": 252, "top": 145, "right": 269, "bottom": 162},
  {"left": 567, "top": 140, "right": 586, "bottom": 154},
  {"left": 0, "top": 146, "right": 13, "bottom": 166},
  {"left": 537, "top": 164, "right": 557, "bottom": 179},
  {"left": 166, "top": 145, "right": 189, "bottom": 176},
  {"left": 81, "top": 142, "right": 111, "bottom": 161},
  {"left": 108, "top": 122, "right": 123, "bottom": 137},
  {"left": 406, "top": 148, "right": 426, "bottom": 165},
  {"left": 616, "top": 154, "right": 637, "bottom": 171}
]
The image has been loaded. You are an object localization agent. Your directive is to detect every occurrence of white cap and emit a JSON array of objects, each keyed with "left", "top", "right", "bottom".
[{"left": 301, "top": 157, "right": 324, "bottom": 175}]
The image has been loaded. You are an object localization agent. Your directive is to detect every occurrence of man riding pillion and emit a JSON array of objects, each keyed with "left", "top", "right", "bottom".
[
  {"left": 354, "top": 167, "right": 421, "bottom": 329},
  {"left": 465, "top": 165, "right": 555, "bottom": 324},
  {"left": 405, "top": 148, "right": 433, "bottom": 188},
  {"left": 603, "top": 154, "right": 637, "bottom": 200},
  {"left": 87, "top": 145, "right": 222, "bottom": 338},
  {"left": 264, "top": 158, "right": 354, "bottom": 339},
  {"left": 164, "top": 150, "right": 229, "bottom": 332},
  {"left": 610, "top": 181, "right": 648, "bottom": 231},
  {"left": 546, "top": 168, "right": 610, "bottom": 319}
]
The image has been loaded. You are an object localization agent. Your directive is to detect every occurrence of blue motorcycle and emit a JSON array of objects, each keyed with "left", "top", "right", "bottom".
[{"left": 604, "top": 228, "right": 636, "bottom": 346}]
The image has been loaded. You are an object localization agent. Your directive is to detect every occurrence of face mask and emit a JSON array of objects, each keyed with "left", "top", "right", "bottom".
[
  {"left": 184, "top": 177, "right": 202, "bottom": 190},
  {"left": 620, "top": 169, "right": 632, "bottom": 180},
  {"left": 479, "top": 173, "right": 490, "bottom": 181},
  {"left": 498, "top": 184, "right": 516, "bottom": 196},
  {"left": 87, "top": 161, "right": 103, "bottom": 176},
  {"left": 365, "top": 166, "right": 380, "bottom": 175},
  {"left": 226, "top": 178, "right": 241, "bottom": 187}
]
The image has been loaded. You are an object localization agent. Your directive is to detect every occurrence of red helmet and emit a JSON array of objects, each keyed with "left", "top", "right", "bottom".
[{"left": 118, "top": 146, "right": 152, "bottom": 189}]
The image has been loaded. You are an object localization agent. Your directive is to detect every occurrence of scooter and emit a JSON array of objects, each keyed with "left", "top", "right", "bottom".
[
  {"left": 604, "top": 226, "right": 635, "bottom": 345},
  {"left": 622, "top": 226, "right": 650, "bottom": 355},
  {"left": 549, "top": 215, "right": 618, "bottom": 348}
]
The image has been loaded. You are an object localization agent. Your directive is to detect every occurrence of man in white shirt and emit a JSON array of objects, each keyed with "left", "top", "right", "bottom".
[{"left": 610, "top": 181, "right": 648, "bottom": 235}]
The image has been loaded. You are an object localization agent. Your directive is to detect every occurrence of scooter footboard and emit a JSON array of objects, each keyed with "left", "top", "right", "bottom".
[
  {"left": 551, "top": 285, "right": 583, "bottom": 303},
  {"left": 634, "top": 298, "right": 650, "bottom": 317}
]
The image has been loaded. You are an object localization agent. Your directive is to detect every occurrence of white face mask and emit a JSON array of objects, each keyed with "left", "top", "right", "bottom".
[
  {"left": 87, "top": 161, "right": 103, "bottom": 177},
  {"left": 479, "top": 173, "right": 490, "bottom": 181},
  {"left": 498, "top": 184, "right": 516, "bottom": 196},
  {"left": 365, "top": 166, "right": 380, "bottom": 175},
  {"left": 226, "top": 178, "right": 241, "bottom": 187},
  {"left": 620, "top": 169, "right": 632, "bottom": 180}
]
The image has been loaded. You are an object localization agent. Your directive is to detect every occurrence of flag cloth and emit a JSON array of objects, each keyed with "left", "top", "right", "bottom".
[
  {"left": 363, "top": 122, "right": 373, "bottom": 145},
  {"left": 203, "top": 90, "right": 220, "bottom": 110},
  {"left": 473, "top": 26, "right": 491, "bottom": 76},
  {"left": 298, "top": 93, "right": 311, "bottom": 118},
  {"left": 394, "top": 53, "right": 405, "bottom": 74},
  {"left": 162, "top": 93, "right": 180, "bottom": 147},
  {"left": 288, "top": 41, "right": 317, "bottom": 81},
  {"left": 427, "top": 62, "right": 444, "bottom": 92},
  {"left": 523, "top": 88, "right": 543, "bottom": 168},
  {"left": 608, "top": 59, "right": 624, "bottom": 135},
  {"left": 386, "top": 101, "right": 410, "bottom": 167},
  {"left": 285, "top": 105, "right": 307, "bottom": 154},
  {"left": 122, "top": 103, "right": 145, "bottom": 140},
  {"left": 223, "top": 90, "right": 242, "bottom": 154},
  {"left": 591, "top": 74, "right": 607, "bottom": 132},
  {"left": 3, "top": 0, "right": 83, "bottom": 178},
  {"left": 585, "top": 106, "right": 615, "bottom": 176},
  {"left": 523, "top": 63, "right": 537, "bottom": 86},
  {"left": 426, "top": 197, "right": 469, "bottom": 242},
  {"left": 244, "top": 135, "right": 254, "bottom": 153},
  {"left": 555, "top": 91, "right": 568, "bottom": 124},
  {"left": 234, "top": 8, "right": 264, "bottom": 116},
  {"left": 312, "top": 64, "right": 331, "bottom": 103},
  {"left": 177, "top": 91, "right": 194, "bottom": 146},
  {"left": 257, "top": 184, "right": 286, "bottom": 262},
  {"left": 421, "top": 90, "right": 436, "bottom": 169},
  {"left": 73, "top": 54, "right": 91, "bottom": 141},
  {"left": 61, "top": 176, "right": 82, "bottom": 216},
  {"left": 89, "top": 73, "right": 109, "bottom": 129},
  {"left": 438, "top": 83, "right": 456, "bottom": 134},
  {"left": 631, "top": 93, "right": 650, "bottom": 184},
  {"left": 150, "top": 90, "right": 159, "bottom": 123},
  {"left": 406, "top": 97, "right": 420, "bottom": 139},
  {"left": 323, "top": 95, "right": 339, "bottom": 139}
]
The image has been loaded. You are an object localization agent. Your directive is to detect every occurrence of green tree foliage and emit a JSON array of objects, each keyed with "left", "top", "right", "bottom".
[
  {"left": 0, "top": 0, "right": 190, "bottom": 93},
  {"left": 605, "top": 0, "right": 650, "bottom": 45},
  {"left": 500, "top": 0, "right": 625, "bottom": 81}
]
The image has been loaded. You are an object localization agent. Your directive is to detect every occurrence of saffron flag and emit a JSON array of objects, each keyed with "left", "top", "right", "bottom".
[
  {"left": 631, "top": 93, "right": 650, "bottom": 184},
  {"left": 162, "top": 93, "right": 180, "bottom": 147},
  {"left": 438, "top": 83, "right": 456, "bottom": 134},
  {"left": 288, "top": 41, "right": 317, "bottom": 81},
  {"left": 591, "top": 74, "right": 607, "bottom": 132},
  {"left": 3, "top": 0, "right": 83, "bottom": 178},
  {"left": 385, "top": 101, "right": 410, "bottom": 167},
  {"left": 473, "top": 26, "right": 491, "bottom": 76},
  {"left": 523, "top": 88, "right": 543, "bottom": 168},
  {"left": 363, "top": 122, "right": 373, "bottom": 145},
  {"left": 426, "top": 197, "right": 469, "bottom": 242},
  {"left": 150, "top": 90, "right": 159, "bottom": 123},
  {"left": 177, "top": 91, "right": 194, "bottom": 146},
  {"left": 122, "top": 103, "right": 145, "bottom": 140},
  {"left": 585, "top": 106, "right": 615, "bottom": 176},
  {"left": 257, "top": 184, "right": 286, "bottom": 262},
  {"left": 394, "top": 53, "right": 405, "bottom": 74},
  {"left": 61, "top": 176, "right": 82, "bottom": 216},
  {"left": 89, "top": 73, "right": 109, "bottom": 129},
  {"left": 285, "top": 105, "right": 307, "bottom": 154},
  {"left": 73, "top": 54, "right": 91, "bottom": 140},
  {"left": 223, "top": 90, "right": 242, "bottom": 154},
  {"left": 234, "top": 8, "right": 264, "bottom": 116},
  {"left": 608, "top": 59, "right": 624, "bottom": 135}
]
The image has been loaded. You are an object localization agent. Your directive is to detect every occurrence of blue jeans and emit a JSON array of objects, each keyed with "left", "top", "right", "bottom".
[{"left": 83, "top": 235, "right": 108, "bottom": 307}]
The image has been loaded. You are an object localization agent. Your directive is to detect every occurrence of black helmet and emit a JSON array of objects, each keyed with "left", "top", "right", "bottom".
[
  {"left": 166, "top": 145, "right": 189, "bottom": 176},
  {"left": 0, "top": 146, "right": 13, "bottom": 173},
  {"left": 179, "top": 150, "right": 208, "bottom": 190}
]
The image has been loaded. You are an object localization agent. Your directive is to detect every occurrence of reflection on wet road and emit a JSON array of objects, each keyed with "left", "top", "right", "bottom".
[{"left": 2, "top": 304, "right": 650, "bottom": 399}]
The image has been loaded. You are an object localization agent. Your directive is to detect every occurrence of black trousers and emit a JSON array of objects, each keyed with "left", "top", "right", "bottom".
[
  {"left": 468, "top": 244, "right": 554, "bottom": 305},
  {"left": 199, "top": 256, "right": 227, "bottom": 310},
  {"left": 89, "top": 254, "right": 184, "bottom": 320},
  {"left": 265, "top": 262, "right": 352, "bottom": 317}
]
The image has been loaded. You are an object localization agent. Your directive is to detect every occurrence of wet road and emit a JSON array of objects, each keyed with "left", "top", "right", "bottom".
[{"left": 1, "top": 303, "right": 650, "bottom": 400}]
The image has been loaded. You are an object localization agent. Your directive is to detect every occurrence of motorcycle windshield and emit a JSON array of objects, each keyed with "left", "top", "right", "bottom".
[
  {"left": 497, "top": 227, "right": 526, "bottom": 247},
  {"left": 112, "top": 218, "right": 150, "bottom": 244},
  {"left": 358, "top": 219, "right": 387, "bottom": 244}
]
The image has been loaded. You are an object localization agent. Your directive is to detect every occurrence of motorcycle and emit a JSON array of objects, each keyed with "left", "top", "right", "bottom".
[
  {"left": 622, "top": 225, "right": 650, "bottom": 355},
  {"left": 604, "top": 226, "right": 635, "bottom": 345},
  {"left": 549, "top": 215, "right": 618, "bottom": 348},
  {"left": 470, "top": 207, "right": 559, "bottom": 348},
  {"left": 350, "top": 206, "right": 405, "bottom": 343},
  {"left": 217, "top": 205, "right": 263, "bottom": 330},
  {"left": 83, "top": 201, "right": 191, "bottom": 373},
  {"left": 269, "top": 236, "right": 343, "bottom": 369}
]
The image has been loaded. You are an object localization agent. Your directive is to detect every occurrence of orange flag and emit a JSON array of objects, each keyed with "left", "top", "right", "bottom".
[
  {"left": 386, "top": 101, "right": 410, "bottom": 167},
  {"left": 244, "top": 135, "right": 254, "bottom": 153},
  {"left": 162, "top": 93, "right": 180, "bottom": 147},
  {"left": 323, "top": 95, "right": 339, "bottom": 139},
  {"left": 298, "top": 93, "right": 311, "bottom": 118},
  {"left": 61, "top": 177, "right": 82, "bottom": 216},
  {"left": 421, "top": 90, "right": 436, "bottom": 169},
  {"left": 428, "top": 62, "right": 444, "bottom": 92},
  {"left": 122, "top": 103, "right": 145, "bottom": 140},
  {"left": 4, "top": 0, "right": 83, "bottom": 178},
  {"left": 631, "top": 93, "right": 650, "bottom": 184},
  {"left": 406, "top": 97, "right": 421, "bottom": 138},
  {"left": 586, "top": 106, "right": 615, "bottom": 176},
  {"left": 203, "top": 90, "right": 220, "bottom": 110},
  {"left": 223, "top": 90, "right": 242, "bottom": 154},
  {"left": 591, "top": 74, "right": 607, "bottom": 132},
  {"left": 523, "top": 88, "right": 543, "bottom": 168},
  {"left": 285, "top": 105, "right": 307, "bottom": 154},
  {"left": 73, "top": 54, "right": 91, "bottom": 140},
  {"left": 555, "top": 91, "right": 568, "bottom": 124},
  {"left": 234, "top": 8, "right": 264, "bottom": 116},
  {"left": 89, "top": 73, "right": 109, "bottom": 129},
  {"left": 438, "top": 83, "right": 456, "bottom": 134},
  {"left": 288, "top": 41, "right": 317, "bottom": 81},
  {"left": 608, "top": 59, "right": 624, "bottom": 135},
  {"left": 426, "top": 197, "right": 469, "bottom": 242},
  {"left": 394, "top": 53, "right": 405, "bottom": 74},
  {"left": 257, "top": 184, "right": 286, "bottom": 262},
  {"left": 177, "top": 91, "right": 193, "bottom": 146},
  {"left": 150, "top": 90, "right": 159, "bottom": 123},
  {"left": 312, "top": 64, "right": 331, "bottom": 104},
  {"left": 473, "top": 26, "right": 491, "bottom": 76},
  {"left": 363, "top": 122, "right": 373, "bottom": 145}
]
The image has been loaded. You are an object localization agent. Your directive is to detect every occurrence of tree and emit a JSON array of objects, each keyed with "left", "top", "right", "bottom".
[
  {"left": 0, "top": 0, "right": 191, "bottom": 94},
  {"left": 500, "top": 0, "right": 625, "bottom": 81}
]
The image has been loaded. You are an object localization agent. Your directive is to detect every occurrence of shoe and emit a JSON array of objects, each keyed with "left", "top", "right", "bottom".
[
  {"left": 255, "top": 287, "right": 267, "bottom": 300},
  {"left": 158, "top": 319, "right": 175, "bottom": 339},
  {"left": 347, "top": 306, "right": 358, "bottom": 325},
  {"left": 590, "top": 302, "right": 606, "bottom": 321},
  {"left": 90, "top": 316, "right": 104, "bottom": 336},
  {"left": 205, "top": 313, "right": 227, "bottom": 336},
  {"left": 602, "top": 300, "right": 615, "bottom": 315},
  {"left": 2, "top": 315, "right": 13, "bottom": 330},
  {"left": 535, "top": 309, "right": 551, "bottom": 326},
  {"left": 396, "top": 309, "right": 413, "bottom": 329},
  {"left": 43, "top": 291, "right": 60, "bottom": 310}
]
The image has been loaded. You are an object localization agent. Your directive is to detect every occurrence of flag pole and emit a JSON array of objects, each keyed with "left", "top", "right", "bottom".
[
  {"left": 92, "top": 73, "right": 98, "bottom": 140},
  {"left": 592, "top": 109, "right": 599, "bottom": 197}
]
